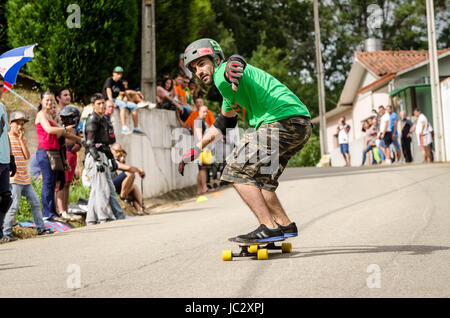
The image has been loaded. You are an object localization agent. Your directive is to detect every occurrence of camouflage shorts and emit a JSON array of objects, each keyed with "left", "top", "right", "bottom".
[{"left": 221, "top": 116, "right": 312, "bottom": 191}]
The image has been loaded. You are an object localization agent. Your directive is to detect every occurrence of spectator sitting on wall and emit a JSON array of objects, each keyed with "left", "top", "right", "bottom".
[
  {"left": 122, "top": 79, "right": 155, "bottom": 109},
  {"left": 156, "top": 77, "right": 190, "bottom": 130},
  {"left": 110, "top": 143, "right": 149, "bottom": 216},
  {"left": 173, "top": 74, "right": 192, "bottom": 121},
  {"left": 102, "top": 66, "right": 145, "bottom": 135}
]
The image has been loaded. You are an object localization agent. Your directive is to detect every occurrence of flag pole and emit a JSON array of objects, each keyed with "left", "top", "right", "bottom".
[{"left": 4, "top": 85, "right": 38, "bottom": 111}]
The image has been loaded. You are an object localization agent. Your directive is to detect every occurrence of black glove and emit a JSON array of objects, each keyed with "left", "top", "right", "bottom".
[
  {"left": 178, "top": 145, "right": 201, "bottom": 176},
  {"left": 9, "top": 155, "right": 16, "bottom": 177},
  {"left": 95, "top": 161, "right": 105, "bottom": 173},
  {"left": 225, "top": 55, "right": 247, "bottom": 91}
]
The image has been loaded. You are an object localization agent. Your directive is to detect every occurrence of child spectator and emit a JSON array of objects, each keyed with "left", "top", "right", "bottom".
[
  {"left": 2, "top": 112, "right": 53, "bottom": 242},
  {"left": 102, "top": 66, "right": 145, "bottom": 135}
]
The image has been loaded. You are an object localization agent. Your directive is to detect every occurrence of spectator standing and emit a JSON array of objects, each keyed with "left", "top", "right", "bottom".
[
  {"left": 378, "top": 105, "right": 392, "bottom": 164},
  {"left": 185, "top": 97, "right": 216, "bottom": 133},
  {"left": 336, "top": 116, "right": 351, "bottom": 166},
  {"left": 35, "top": 91, "right": 79, "bottom": 219},
  {"left": 387, "top": 105, "right": 401, "bottom": 163},
  {"left": 102, "top": 66, "right": 145, "bottom": 135},
  {"left": 361, "top": 120, "right": 377, "bottom": 166},
  {"left": 194, "top": 106, "right": 214, "bottom": 195},
  {"left": 427, "top": 122, "right": 434, "bottom": 162},
  {"left": 54, "top": 87, "right": 83, "bottom": 220},
  {"left": 0, "top": 78, "right": 17, "bottom": 241},
  {"left": 399, "top": 110, "right": 413, "bottom": 163},
  {"left": 84, "top": 93, "right": 118, "bottom": 224},
  {"left": 104, "top": 100, "right": 117, "bottom": 145},
  {"left": 3, "top": 112, "right": 53, "bottom": 242},
  {"left": 110, "top": 143, "right": 149, "bottom": 215},
  {"left": 411, "top": 108, "right": 432, "bottom": 163}
]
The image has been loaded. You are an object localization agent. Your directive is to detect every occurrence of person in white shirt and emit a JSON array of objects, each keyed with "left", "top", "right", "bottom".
[
  {"left": 378, "top": 106, "right": 392, "bottom": 164},
  {"left": 411, "top": 108, "right": 431, "bottom": 163},
  {"left": 336, "top": 116, "right": 351, "bottom": 166}
]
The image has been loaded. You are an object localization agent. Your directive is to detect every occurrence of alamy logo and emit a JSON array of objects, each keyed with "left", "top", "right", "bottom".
[{"left": 67, "top": 4, "right": 81, "bottom": 29}]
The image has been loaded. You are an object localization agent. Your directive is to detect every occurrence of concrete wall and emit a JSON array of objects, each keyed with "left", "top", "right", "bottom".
[{"left": 112, "top": 108, "right": 197, "bottom": 198}]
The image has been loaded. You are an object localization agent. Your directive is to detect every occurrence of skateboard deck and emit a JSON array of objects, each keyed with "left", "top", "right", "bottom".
[{"left": 222, "top": 237, "right": 293, "bottom": 261}]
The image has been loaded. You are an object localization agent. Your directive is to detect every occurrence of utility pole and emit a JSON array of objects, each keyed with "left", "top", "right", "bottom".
[
  {"left": 141, "top": 0, "right": 156, "bottom": 103},
  {"left": 426, "top": 0, "right": 446, "bottom": 161},
  {"left": 313, "top": 0, "right": 328, "bottom": 156}
]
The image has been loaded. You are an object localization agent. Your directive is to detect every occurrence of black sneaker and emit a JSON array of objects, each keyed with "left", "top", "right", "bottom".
[
  {"left": 232, "top": 224, "right": 285, "bottom": 244},
  {"left": 37, "top": 229, "right": 54, "bottom": 236},
  {"left": 277, "top": 222, "right": 298, "bottom": 238}
]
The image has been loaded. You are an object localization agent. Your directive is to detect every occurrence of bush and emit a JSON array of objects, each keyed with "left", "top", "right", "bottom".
[
  {"left": 6, "top": 0, "right": 139, "bottom": 102},
  {"left": 286, "top": 133, "right": 321, "bottom": 167}
]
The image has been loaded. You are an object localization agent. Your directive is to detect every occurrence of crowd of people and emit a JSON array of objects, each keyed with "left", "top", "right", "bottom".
[
  {"left": 336, "top": 105, "right": 435, "bottom": 166},
  {"left": 0, "top": 58, "right": 236, "bottom": 243}
]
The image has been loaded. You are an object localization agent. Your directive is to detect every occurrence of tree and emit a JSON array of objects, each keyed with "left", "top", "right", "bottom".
[
  {"left": 0, "top": 0, "right": 9, "bottom": 54},
  {"left": 155, "top": 0, "right": 214, "bottom": 79},
  {"left": 6, "top": 0, "right": 139, "bottom": 102}
]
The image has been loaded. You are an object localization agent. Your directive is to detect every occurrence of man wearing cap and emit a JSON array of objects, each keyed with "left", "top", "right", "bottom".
[
  {"left": 0, "top": 78, "right": 17, "bottom": 241},
  {"left": 178, "top": 39, "right": 311, "bottom": 243},
  {"left": 102, "top": 66, "right": 145, "bottom": 135},
  {"left": 2, "top": 111, "right": 53, "bottom": 242}
]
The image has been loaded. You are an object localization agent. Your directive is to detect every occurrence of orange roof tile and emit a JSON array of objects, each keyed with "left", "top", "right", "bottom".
[{"left": 355, "top": 48, "right": 450, "bottom": 77}]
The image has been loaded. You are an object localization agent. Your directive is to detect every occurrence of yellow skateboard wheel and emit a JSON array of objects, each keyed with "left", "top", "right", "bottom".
[
  {"left": 257, "top": 249, "right": 268, "bottom": 260},
  {"left": 248, "top": 245, "right": 259, "bottom": 254},
  {"left": 222, "top": 250, "right": 233, "bottom": 261},
  {"left": 281, "top": 242, "right": 292, "bottom": 253}
]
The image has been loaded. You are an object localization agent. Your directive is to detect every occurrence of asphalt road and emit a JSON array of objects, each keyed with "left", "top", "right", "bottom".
[{"left": 1, "top": 163, "right": 450, "bottom": 297}]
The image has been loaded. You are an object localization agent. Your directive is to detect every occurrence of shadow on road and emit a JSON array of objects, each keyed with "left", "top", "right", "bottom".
[{"left": 268, "top": 245, "right": 450, "bottom": 260}]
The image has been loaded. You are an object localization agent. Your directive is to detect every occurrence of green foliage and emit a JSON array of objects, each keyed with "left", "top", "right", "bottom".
[
  {"left": 6, "top": 0, "right": 139, "bottom": 102},
  {"left": 0, "top": 0, "right": 9, "bottom": 54},
  {"left": 155, "top": 0, "right": 214, "bottom": 79},
  {"left": 287, "top": 133, "right": 321, "bottom": 168}
]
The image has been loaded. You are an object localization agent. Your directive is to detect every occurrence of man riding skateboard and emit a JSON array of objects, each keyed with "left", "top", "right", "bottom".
[{"left": 178, "top": 38, "right": 311, "bottom": 244}]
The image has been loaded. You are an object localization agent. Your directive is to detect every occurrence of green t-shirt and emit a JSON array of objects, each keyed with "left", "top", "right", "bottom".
[{"left": 213, "top": 62, "right": 310, "bottom": 129}]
